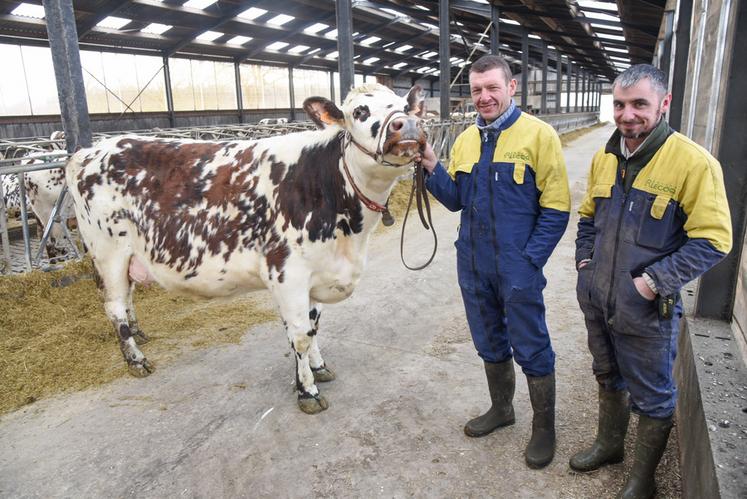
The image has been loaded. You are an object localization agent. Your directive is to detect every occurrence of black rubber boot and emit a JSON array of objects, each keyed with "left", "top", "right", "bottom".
[
  {"left": 617, "top": 415, "right": 673, "bottom": 499},
  {"left": 525, "top": 373, "right": 556, "bottom": 469},
  {"left": 464, "top": 359, "right": 516, "bottom": 437},
  {"left": 570, "top": 386, "right": 630, "bottom": 472}
]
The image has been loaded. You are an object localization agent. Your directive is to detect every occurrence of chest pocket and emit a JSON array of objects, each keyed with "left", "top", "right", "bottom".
[
  {"left": 455, "top": 167, "right": 475, "bottom": 208},
  {"left": 636, "top": 194, "right": 677, "bottom": 250},
  {"left": 591, "top": 184, "right": 613, "bottom": 227}
]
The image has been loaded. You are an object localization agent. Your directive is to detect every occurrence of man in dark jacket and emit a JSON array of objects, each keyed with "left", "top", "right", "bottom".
[
  {"left": 418, "top": 54, "right": 570, "bottom": 468},
  {"left": 571, "top": 64, "right": 732, "bottom": 498}
]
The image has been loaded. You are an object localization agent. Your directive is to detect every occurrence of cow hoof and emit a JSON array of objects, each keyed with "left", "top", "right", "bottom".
[
  {"left": 132, "top": 331, "right": 151, "bottom": 345},
  {"left": 298, "top": 393, "right": 329, "bottom": 414},
  {"left": 128, "top": 359, "right": 155, "bottom": 378},
  {"left": 311, "top": 366, "right": 336, "bottom": 383}
]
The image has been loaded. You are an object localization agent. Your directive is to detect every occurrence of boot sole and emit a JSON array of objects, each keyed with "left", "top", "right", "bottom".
[
  {"left": 463, "top": 418, "right": 516, "bottom": 438},
  {"left": 569, "top": 454, "right": 624, "bottom": 473},
  {"left": 526, "top": 452, "right": 555, "bottom": 469}
]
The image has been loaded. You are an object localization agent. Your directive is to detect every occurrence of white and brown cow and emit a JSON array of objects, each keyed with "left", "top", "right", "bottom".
[{"left": 66, "top": 83, "right": 426, "bottom": 413}]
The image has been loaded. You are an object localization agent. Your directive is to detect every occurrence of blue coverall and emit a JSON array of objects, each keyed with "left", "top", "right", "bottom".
[
  {"left": 426, "top": 107, "right": 570, "bottom": 377},
  {"left": 576, "top": 124, "right": 732, "bottom": 418}
]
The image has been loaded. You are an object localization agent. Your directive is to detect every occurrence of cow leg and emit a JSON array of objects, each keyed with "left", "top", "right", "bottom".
[
  {"left": 94, "top": 256, "right": 154, "bottom": 377},
  {"left": 127, "top": 282, "right": 150, "bottom": 345},
  {"left": 308, "top": 303, "right": 335, "bottom": 383},
  {"left": 272, "top": 282, "right": 328, "bottom": 414}
]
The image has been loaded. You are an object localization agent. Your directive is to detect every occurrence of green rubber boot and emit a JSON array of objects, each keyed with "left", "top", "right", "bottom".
[
  {"left": 617, "top": 415, "right": 673, "bottom": 499},
  {"left": 525, "top": 373, "right": 556, "bottom": 469},
  {"left": 463, "top": 359, "right": 516, "bottom": 437},
  {"left": 570, "top": 386, "right": 630, "bottom": 472}
]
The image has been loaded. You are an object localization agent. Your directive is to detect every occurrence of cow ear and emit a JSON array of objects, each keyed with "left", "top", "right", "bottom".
[
  {"left": 303, "top": 97, "right": 345, "bottom": 129},
  {"left": 405, "top": 85, "right": 426, "bottom": 118}
]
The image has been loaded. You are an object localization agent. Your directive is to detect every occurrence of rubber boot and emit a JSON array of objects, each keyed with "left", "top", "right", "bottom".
[
  {"left": 617, "top": 415, "right": 673, "bottom": 499},
  {"left": 570, "top": 386, "right": 630, "bottom": 471},
  {"left": 525, "top": 373, "right": 556, "bottom": 469},
  {"left": 464, "top": 359, "right": 516, "bottom": 437}
]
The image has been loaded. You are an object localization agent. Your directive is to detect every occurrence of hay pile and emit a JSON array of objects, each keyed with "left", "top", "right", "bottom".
[{"left": 0, "top": 258, "right": 276, "bottom": 415}]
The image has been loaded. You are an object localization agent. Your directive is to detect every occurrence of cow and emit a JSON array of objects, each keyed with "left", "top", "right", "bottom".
[
  {"left": 65, "top": 83, "right": 427, "bottom": 413},
  {"left": 1, "top": 132, "right": 74, "bottom": 259}
]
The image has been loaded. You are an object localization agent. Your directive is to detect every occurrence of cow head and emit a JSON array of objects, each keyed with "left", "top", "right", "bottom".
[{"left": 303, "top": 83, "right": 427, "bottom": 167}]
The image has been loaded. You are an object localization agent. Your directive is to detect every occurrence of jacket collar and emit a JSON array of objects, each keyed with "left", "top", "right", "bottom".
[
  {"left": 475, "top": 100, "right": 521, "bottom": 134},
  {"left": 605, "top": 117, "right": 673, "bottom": 159}
]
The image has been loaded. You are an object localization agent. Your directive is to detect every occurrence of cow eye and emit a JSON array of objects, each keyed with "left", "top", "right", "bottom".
[{"left": 353, "top": 109, "right": 362, "bottom": 119}]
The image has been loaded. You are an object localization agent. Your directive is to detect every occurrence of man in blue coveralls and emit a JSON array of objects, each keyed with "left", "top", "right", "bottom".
[
  {"left": 418, "top": 54, "right": 571, "bottom": 469},
  {"left": 570, "top": 65, "right": 732, "bottom": 498}
]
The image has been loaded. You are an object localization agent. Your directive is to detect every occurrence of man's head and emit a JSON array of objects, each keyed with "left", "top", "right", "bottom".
[
  {"left": 612, "top": 64, "right": 671, "bottom": 142},
  {"left": 469, "top": 55, "right": 517, "bottom": 123}
]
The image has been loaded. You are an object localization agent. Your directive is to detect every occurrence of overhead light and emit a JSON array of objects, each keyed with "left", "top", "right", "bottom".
[
  {"left": 11, "top": 3, "right": 45, "bottom": 19},
  {"left": 96, "top": 16, "right": 131, "bottom": 29},
  {"left": 304, "top": 23, "right": 329, "bottom": 34},
  {"left": 363, "top": 57, "right": 380, "bottom": 65},
  {"left": 591, "top": 22, "right": 623, "bottom": 31},
  {"left": 195, "top": 31, "right": 223, "bottom": 42},
  {"left": 287, "top": 45, "right": 310, "bottom": 54},
  {"left": 392, "top": 62, "right": 408, "bottom": 69},
  {"left": 421, "top": 51, "right": 438, "bottom": 59},
  {"left": 597, "top": 32, "right": 625, "bottom": 41},
  {"left": 266, "top": 41, "right": 289, "bottom": 51},
  {"left": 141, "top": 23, "right": 172, "bottom": 35},
  {"left": 237, "top": 7, "right": 266, "bottom": 20},
  {"left": 360, "top": 36, "right": 381, "bottom": 47},
  {"left": 605, "top": 46, "right": 628, "bottom": 53},
  {"left": 395, "top": 44, "right": 413, "bottom": 53},
  {"left": 182, "top": 0, "right": 215, "bottom": 9},
  {"left": 501, "top": 17, "right": 520, "bottom": 25},
  {"left": 267, "top": 14, "right": 294, "bottom": 26},
  {"left": 227, "top": 35, "right": 252, "bottom": 45}
]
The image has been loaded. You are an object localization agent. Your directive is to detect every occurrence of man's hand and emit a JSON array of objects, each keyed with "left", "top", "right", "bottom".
[
  {"left": 633, "top": 276, "right": 657, "bottom": 301},
  {"left": 415, "top": 142, "right": 438, "bottom": 173}
]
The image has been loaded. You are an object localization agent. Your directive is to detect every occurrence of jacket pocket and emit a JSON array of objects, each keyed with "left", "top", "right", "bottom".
[{"left": 636, "top": 194, "right": 674, "bottom": 249}]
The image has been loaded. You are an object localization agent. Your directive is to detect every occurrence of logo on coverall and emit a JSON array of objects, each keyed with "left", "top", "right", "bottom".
[
  {"left": 504, "top": 151, "right": 530, "bottom": 162},
  {"left": 645, "top": 178, "right": 676, "bottom": 194}
]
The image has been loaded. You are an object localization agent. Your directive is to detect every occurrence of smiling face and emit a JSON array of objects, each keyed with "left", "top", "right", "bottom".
[
  {"left": 613, "top": 77, "right": 671, "bottom": 146},
  {"left": 469, "top": 68, "right": 517, "bottom": 123}
]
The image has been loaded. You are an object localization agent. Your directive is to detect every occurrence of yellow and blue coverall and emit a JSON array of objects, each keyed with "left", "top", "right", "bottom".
[
  {"left": 426, "top": 107, "right": 571, "bottom": 376},
  {"left": 576, "top": 124, "right": 732, "bottom": 418}
]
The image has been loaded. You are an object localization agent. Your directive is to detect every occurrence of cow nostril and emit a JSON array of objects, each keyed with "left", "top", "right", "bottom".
[{"left": 389, "top": 120, "right": 404, "bottom": 131}]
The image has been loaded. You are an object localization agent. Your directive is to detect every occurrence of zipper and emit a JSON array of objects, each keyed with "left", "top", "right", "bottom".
[{"left": 606, "top": 159, "right": 628, "bottom": 323}]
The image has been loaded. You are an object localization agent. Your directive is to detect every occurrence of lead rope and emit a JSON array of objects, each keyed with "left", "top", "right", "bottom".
[{"left": 400, "top": 157, "right": 438, "bottom": 270}]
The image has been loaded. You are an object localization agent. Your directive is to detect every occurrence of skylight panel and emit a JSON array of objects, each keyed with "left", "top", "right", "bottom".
[
  {"left": 326, "top": 51, "right": 339, "bottom": 59},
  {"left": 267, "top": 14, "right": 294, "bottom": 26},
  {"left": 501, "top": 18, "right": 520, "bottom": 25},
  {"left": 227, "top": 35, "right": 252, "bottom": 45},
  {"left": 304, "top": 23, "right": 329, "bottom": 34},
  {"left": 363, "top": 57, "right": 380, "bottom": 65},
  {"left": 392, "top": 62, "right": 408, "bottom": 69},
  {"left": 195, "top": 31, "right": 223, "bottom": 42},
  {"left": 360, "top": 36, "right": 381, "bottom": 47},
  {"left": 183, "top": 0, "right": 215, "bottom": 9},
  {"left": 306, "top": 48, "right": 321, "bottom": 55},
  {"left": 141, "top": 23, "right": 172, "bottom": 35},
  {"left": 237, "top": 7, "right": 266, "bottom": 20},
  {"left": 605, "top": 46, "right": 628, "bottom": 53},
  {"left": 597, "top": 32, "right": 625, "bottom": 41},
  {"left": 591, "top": 22, "right": 622, "bottom": 31},
  {"left": 287, "top": 45, "right": 309, "bottom": 54},
  {"left": 577, "top": 0, "right": 618, "bottom": 11},
  {"left": 395, "top": 44, "right": 413, "bottom": 53},
  {"left": 421, "top": 51, "right": 438, "bottom": 59},
  {"left": 326, "top": 29, "right": 338, "bottom": 39},
  {"left": 97, "top": 16, "right": 131, "bottom": 29},
  {"left": 266, "top": 41, "right": 289, "bottom": 51},
  {"left": 582, "top": 11, "right": 620, "bottom": 22},
  {"left": 11, "top": 3, "right": 45, "bottom": 19}
]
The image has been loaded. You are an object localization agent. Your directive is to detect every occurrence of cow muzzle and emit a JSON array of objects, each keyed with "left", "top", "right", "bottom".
[{"left": 382, "top": 117, "right": 427, "bottom": 162}]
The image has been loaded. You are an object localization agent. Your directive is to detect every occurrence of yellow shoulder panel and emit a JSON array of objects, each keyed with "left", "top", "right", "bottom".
[
  {"left": 578, "top": 147, "right": 617, "bottom": 219},
  {"left": 447, "top": 125, "right": 480, "bottom": 179}
]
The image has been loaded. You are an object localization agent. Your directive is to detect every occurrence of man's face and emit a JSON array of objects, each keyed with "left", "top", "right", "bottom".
[
  {"left": 469, "top": 68, "right": 517, "bottom": 123},
  {"left": 613, "top": 78, "right": 672, "bottom": 140}
]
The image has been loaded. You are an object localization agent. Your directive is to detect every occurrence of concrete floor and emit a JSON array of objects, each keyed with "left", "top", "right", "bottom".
[{"left": 0, "top": 124, "right": 681, "bottom": 498}]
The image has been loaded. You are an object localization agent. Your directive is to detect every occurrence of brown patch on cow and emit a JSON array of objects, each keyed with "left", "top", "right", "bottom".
[
  {"left": 275, "top": 133, "right": 363, "bottom": 243},
  {"left": 269, "top": 156, "right": 286, "bottom": 185},
  {"left": 265, "top": 238, "right": 289, "bottom": 283}
]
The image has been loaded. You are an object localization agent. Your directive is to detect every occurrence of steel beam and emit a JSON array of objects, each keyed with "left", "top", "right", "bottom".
[
  {"left": 288, "top": 65, "right": 296, "bottom": 122},
  {"left": 669, "top": 0, "right": 692, "bottom": 131},
  {"left": 163, "top": 56, "right": 175, "bottom": 128},
  {"left": 491, "top": 3, "right": 500, "bottom": 55},
  {"left": 566, "top": 60, "right": 572, "bottom": 113},
  {"left": 439, "top": 0, "right": 450, "bottom": 119},
  {"left": 42, "top": 0, "right": 92, "bottom": 151},
  {"left": 521, "top": 29, "right": 528, "bottom": 110},
  {"left": 556, "top": 49, "right": 562, "bottom": 113},
  {"left": 335, "top": 0, "right": 355, "bottom": 101},
  {"left": 541, "top": 42, "right": 548, "bottom": 114},
  {"left": 234, "top": 60, "right": 243, "bottom": 124}
]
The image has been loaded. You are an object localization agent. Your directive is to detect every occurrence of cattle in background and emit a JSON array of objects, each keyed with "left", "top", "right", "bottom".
[
  {"left": 1, "top": 132, "right": 74, "bottom": 259},
  {"left": 258, "top": 117, "right": 288, "bottom": 125},
  {"left": 66, "top": 83, "right": 426, "bottom": 413}
]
